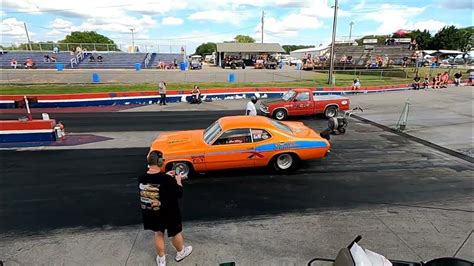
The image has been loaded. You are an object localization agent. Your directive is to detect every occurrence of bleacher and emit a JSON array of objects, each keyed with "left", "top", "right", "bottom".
[
  {"left": 331, "top": 43, "right": 414, "bottom": 68},
  {"left": 147, "top": 53, "right": 182, "bottom": 68},
  {"left": 0, "top": 51, "right": 182, "bottom": 69},
  {"left": 0, "top": 51, "right": 75, "bottom": 69}
]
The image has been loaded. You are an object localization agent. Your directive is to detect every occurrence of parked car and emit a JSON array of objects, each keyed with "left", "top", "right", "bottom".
[
  {"left": 190, "top": 59, "right": 202, "bottom": 70},
  {"left": 148, "top": 116, "right": 331, "bottom": 176},
  {"left": 259, "top": 88, "right": 350, "bottom": 120},
  {"left": 222, "top": 57, "right": 246, "bottom": 69}
]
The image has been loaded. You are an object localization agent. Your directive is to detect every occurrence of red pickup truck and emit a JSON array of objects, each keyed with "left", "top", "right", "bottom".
[{"left": 259, "top": 88, "right": 350, "bottom": 120}]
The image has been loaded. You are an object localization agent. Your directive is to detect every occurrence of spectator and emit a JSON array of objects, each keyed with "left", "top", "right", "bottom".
[
  {"left": 75, "top": 46, "right": 82, "bottom": 54},
  {"left": 410, "top": 52, "right": 417, "bottom": 66},
  {"left": 10, "top": 58, "right": 18, "bottom": 69},
  {"left": 139, "top": 151, "right": 193, "bottom": 266},
  {"left": 89, "top": 55, "right": 96, "bottom": 62},
  {"left": 340, "top": 54, "right": 347, "bottom": 63},
  {"left": 409, "top": 38, "right": 417, "bottom": 50},
  {"left": 347, "top": 55, "right": 353, "bottom": 64},
  {"left": 469, "top": 69, "right": 474, "bottom": 84},
  {"left": 53, "top": 46, "right": 59, "bottom": 53},
  {"left": 440, "top": 71, "right": 449, "bottom": 88},
  {"left": 158, "top": 81, "right": 167, "bottom": 106},
  {"left": 24, "top": 58, "right": 34, "bottom": 69},
  {"left": 422, "top": 75, "right": 430, "bottom": 89},
  {"left": 158, "top": 60, "right": 165, "bottom": 70},
  {"left": 352, "top": 76, "right": 361, "bottom": 92},
  {"left": 97, "top": 55, "right": 103, "bottom": 63},
  {"left": 402, "top": 56, "right": 408, "bottom": 68},
  {"left": 412, "top": 74, "right": 421, "bottom": 90},
  {"left": 454, "top": 71, "right": 462, "bottom": 86},
  {"left": 191, "top": 85, "right": 201, "bottom": 104},
  {"left": 173, "top": 58, "right": 178, "bottom": 69},
  {"left": 50, "top": 56, "right": 57, "bottom": 63},
  {"left": 43, "top": 55, "right": 51, "bottom": 62},
  {"left": 433, "top": 73, "right": 441, "bottom": 89}
]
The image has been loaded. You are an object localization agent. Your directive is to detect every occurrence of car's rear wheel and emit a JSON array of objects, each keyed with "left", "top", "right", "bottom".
[
  {"left": 271, "top": 153, "right": 299, "bottom": 172},
  {"left": 324, "top": 106, "right": 338, "bottom": 118},
  {"left": 273, "top": 109, "right": 287, "bottom": 120}
]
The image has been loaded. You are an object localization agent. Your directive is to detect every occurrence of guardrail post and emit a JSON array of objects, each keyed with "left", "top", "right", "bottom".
[{"left": 380, "top": 69, "right": 383, "bottom": 80}]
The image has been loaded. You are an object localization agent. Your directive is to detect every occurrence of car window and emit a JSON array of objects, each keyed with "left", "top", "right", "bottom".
[
  {"left": 282, "top": 90, "right": 296, "bottom": 101},
  {"left": 213, "top": 128, "right": 252, "bottom": 145},
  {"left": 204, "top": 121, "right": 222, "bottom": 144},
  {"left": 270, "top": 120, "right": 293, "bottom": 135},
  {"left": 295, "top": 92, "right": 310, "bottom": 101},
  {"left": 252, "top": 129, "right": 271, "bottom": 142}
]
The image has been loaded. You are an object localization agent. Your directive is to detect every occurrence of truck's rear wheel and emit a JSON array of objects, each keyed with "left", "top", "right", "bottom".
[
  {"left": 273, "top": 109, "right": 287, "bottom": 120},
  {"left": 324, "top": 106, "right": 338, "bottom": 118}
]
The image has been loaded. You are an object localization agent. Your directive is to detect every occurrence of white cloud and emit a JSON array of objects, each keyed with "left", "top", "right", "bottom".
[
  {"left": 51, "top": 18, "right": 73, "bottom": 29},
  {"left": 188, "top": 10, "right": 249, "bottom": 24},
  {"left": 0, "top": 10, "right": 6, "bottom": 17},
  {"left": 162, "top": 17, "right": 184, "bottom": 26},
  {"left": 358, "top": 4, "right": 426, "bottom": 34},
  {"left": 439, "top": 0, "right": 472, "bottom": 9},
  {"left": 1, "top": 17, "right": 35, "bottom": 41},
  {"left": 412, "top": 20, "right": 450, "bottom": 32},
  {"left": 254, "top": 13, "right": 323, "bottom": 40}
]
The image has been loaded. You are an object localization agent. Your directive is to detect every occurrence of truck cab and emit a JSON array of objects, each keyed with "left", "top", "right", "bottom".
[{"left": 260, "top": 89, "right": 350, "bottom": 120}]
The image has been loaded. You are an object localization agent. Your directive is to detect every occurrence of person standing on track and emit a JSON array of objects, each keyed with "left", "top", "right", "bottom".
[
  {"left": 139, "top": 151, "right": 193, "bottom": 266},
  {"left": 246, "top": 96, "right": 258, "bottom": 116},
  {"left": 159, "top": 81, "right": 167, "bottom": 106}
]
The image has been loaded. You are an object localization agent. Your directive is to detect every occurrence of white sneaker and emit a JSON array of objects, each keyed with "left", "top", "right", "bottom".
[
  {"left": 175, "top": 245, "right": 193, "bottom": 262},
  {"left": 156, "top": 255, "right": 166, "bottom": 266}
]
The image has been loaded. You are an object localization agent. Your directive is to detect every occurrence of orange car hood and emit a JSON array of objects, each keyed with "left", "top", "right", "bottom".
[{"left": 151, "top": 130, "right": 204, "bottom": 152}]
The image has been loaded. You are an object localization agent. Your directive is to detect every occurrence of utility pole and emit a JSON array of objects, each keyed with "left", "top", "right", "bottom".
[
  {"left": 349, "top": 21, "right": 354, "bottom": 40},
  {"left": 23, "top": 22, "right": 33, "bottom": 51},
  {"left": 328, "top": 0, "right": 338, "bottom": 85},
  {"left": 261, "top": 11, "right": 264, "bottom": 43},
  {"left": 130, "top": 28, "right": 135, "bottom": 53}
]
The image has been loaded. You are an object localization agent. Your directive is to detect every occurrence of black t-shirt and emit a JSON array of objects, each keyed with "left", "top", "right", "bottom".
[
  {"left": 414, "top": 77, "right": 421, "bottom": 82},
  {"left": 139, "top": 172, "right": 183, "bottom": 227},
  {"left": 454, "top": 73, "right": 462, "bottom": 79}
]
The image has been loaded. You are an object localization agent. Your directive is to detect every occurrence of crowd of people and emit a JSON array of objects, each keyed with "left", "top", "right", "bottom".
[
  {"left": 412, "top": 71, "right": 465, "bottom": 89},
  {"left": 10, "top": 58, "right": 36, "bottom": 69}
]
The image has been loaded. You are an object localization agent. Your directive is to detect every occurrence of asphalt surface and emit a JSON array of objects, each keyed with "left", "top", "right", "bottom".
[{"left": 1, "top": 111, "right": 472, "bottom": 234}]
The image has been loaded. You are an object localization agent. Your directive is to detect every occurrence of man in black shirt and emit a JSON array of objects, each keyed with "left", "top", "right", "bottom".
[
  {"left": 454, "top": 71, "right": 462, "bottom": 86},
  {"left": 139, "top": 151, "right": 192, "bottom": 265}
]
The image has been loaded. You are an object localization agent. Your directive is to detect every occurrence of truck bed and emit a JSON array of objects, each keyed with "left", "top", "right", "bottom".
[{"left": 313, "top": 95, "right": 347, "bottom": 101}]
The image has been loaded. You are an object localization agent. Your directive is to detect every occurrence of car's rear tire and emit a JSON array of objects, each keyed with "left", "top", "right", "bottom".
[
  {"left": 273, "top": 109, "right": 287, "bottom": 120},
  {"left": 271, "top": 153, "right": 299, "bottom": 172},
  {"left": 242, "top": 65, "right": 246, "bottom": 69},
  {"left": 324, "top": 106, "right": 338, "bottom": 118}
]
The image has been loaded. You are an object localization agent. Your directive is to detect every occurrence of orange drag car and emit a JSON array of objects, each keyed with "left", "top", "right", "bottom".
[{"left": 149, "top": 116, "right": 330, "bottom": 176}]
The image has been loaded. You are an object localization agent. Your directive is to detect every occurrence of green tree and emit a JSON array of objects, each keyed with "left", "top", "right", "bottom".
[
  {"left": 282, "top": 45, "right": 315, "bottom": 53},
  {"left": 59, "top": 31, "right": 119, "bottom": 51},
  {"left": 458, "top": 26, "right": 473, "bottom": 52},
  {"left": 233, "top": 35, "right": 255, "bottom": 43},
  {"left": 195, "top": 42, "right": 217, "bottom": 56},
  {"left": 430, "top": 26, "right": 465, "bottom": 50},
  {"left": 407, "top": 30, "right": 432, "bottom": 50}
]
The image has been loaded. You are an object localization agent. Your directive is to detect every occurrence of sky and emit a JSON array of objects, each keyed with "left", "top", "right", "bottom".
[{"left": 1, "top": 0, "right": 473, "bottom": 53}]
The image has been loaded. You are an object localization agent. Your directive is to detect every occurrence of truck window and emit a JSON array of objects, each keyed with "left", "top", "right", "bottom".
[
  {"left": 282, "top": 90, "right": 296, "bottom": 101},
  {"left": 295, "top": 92, "right": 310, "bottom": 101}
]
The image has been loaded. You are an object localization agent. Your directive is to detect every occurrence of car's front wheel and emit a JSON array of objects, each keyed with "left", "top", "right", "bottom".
[
  {"left": 170, "top": 161, "right": 193, "bottom": 177},
  {"left": 273, "top": 109, "right": 287, "bottom": 120}
]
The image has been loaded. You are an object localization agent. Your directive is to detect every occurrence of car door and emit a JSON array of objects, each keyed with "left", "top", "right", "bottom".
[
  {"left": 251, "top": 128, "right": 274, "bottom": 167},
  {"left": 291, "top": 91, "right": 312, "bottom": 116},
  {"left": 205, "top": 128, "right": 255, "bottom": 171}
]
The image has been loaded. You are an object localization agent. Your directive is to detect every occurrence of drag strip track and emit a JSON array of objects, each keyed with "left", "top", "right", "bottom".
[
  {"left": 0, "top": 111, "right": 242, "bottom": 132},
  {"left": 0, "top": 112, "right": 472, "bottom": 234}
]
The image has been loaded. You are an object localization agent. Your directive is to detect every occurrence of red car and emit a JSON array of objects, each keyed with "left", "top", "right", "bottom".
[{"left": 259, "top": 88, "right": 350, "bottom": 120}]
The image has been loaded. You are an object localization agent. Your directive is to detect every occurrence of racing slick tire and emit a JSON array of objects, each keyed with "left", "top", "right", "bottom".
[
  {"left": 271, "top": 153, "right": 299, "bottom": 173},
  {"left": 242, "top": 64, "right": 246, "bottom": 69},
  {"left": 273, "top": 109, "right": 287, "bottom": 121},
  {"left": 324, "top": 106, "right": 338, "bottom": 118}
]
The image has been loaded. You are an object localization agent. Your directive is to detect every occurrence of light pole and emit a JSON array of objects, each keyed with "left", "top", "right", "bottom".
[
  {"left": 349, "top": 21, "right": 354, "bottom": 40},
  {"left": 328, "top": 0, "right": 338, "bottom": 85},
  {"left": 130, "top": 28, "right": 135, "bottom": 52}
]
